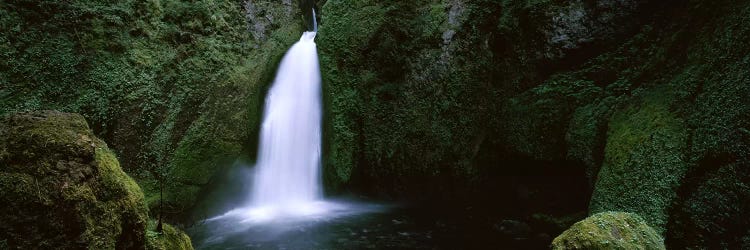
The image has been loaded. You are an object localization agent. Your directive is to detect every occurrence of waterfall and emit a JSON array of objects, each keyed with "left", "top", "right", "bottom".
[
  {"left": 206, "top": 9, "right": 376, "bottom": 224},
  {"left": 228, "top": 6, "right": 327, "bottom": 220},
  {"left": 251, "top": 31, "right": 322, "bottom": 207},
  {"left": 251, "top": 32, "right": 321, "bottom": 208}
]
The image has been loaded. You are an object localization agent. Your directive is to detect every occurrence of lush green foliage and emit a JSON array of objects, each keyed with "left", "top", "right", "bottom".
[{"left": 0, "top": 0, "right": 304, "bottom": 219}]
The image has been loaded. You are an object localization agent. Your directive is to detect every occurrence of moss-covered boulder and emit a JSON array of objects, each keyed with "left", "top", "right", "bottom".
[
  {"left": 146, "top": 222, "right": 193, "bottom": 250},
  {"left": 0, "top": 111, "right": 149, "bottom": 249},
  {"left": 552, "top": 212, "right": 665, "bottom": 250}
]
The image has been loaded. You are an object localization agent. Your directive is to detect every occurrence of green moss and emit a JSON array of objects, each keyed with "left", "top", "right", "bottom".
[
  {"left": 0, "top": 0, "right": 305, "bottom": 221},
  {"left": 0, "top": 111, "right": 151, "bottom": 249},
  {"left": 502, "top": 74, "right": 602, "bottom": 161},
  {"left": 31, "top": 137, "right": 150, "bottom": 249},
  {"left": 0, "top": 173, "right": 47, "bottom": 204},
  {"left": 315, "top": 0, "right": 656, "bottom": 198},
  {"left": 146, "top": 221, "right": 194, "bottom": 250},
  {"left": 589, "top": 90, "right": 688, "bottom": 232},
  {"left": 2, "top": 2, "right": 749, "bottom": 248},
  {"left": 552, "top": 212, "right": 665, "bottom": 250},
  {"left": 667, "top": 163, "right": 750, "bottom": 248},
  {"left": 565, "top": 96, "right": 625, "bottom": 184},
  {"left": 72, "top": 147, "right": 148, "bottom": 249},
  {"left": 318, "top": 0, "right": 501, "bottom": 196},
  {"left": 318, "top": 0, "right": 388, "bottom": 189},
  {"left": 96, "top": 148, "right": 146, "bottom": 201},
  {"left": 319, "top": 0, "right": 387, "bottom": 62}
]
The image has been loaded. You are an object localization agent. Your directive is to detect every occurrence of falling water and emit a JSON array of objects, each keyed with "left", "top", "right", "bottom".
[
  {"left": 204, "top": 9, "right": 382, "bottom": 227},
  {"left": 251, "top": 30, "right": 322, "bottom": 207},
  {"left": 216, "top": 9, "right": 335, "bottom": 222}
]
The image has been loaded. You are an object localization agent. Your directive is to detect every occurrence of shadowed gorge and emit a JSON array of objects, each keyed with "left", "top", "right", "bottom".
[{"left": 1, "top": 0, "right": 749, "bottom": 249}]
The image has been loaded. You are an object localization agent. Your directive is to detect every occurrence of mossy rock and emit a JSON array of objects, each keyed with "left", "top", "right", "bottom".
[
  {"left": 146, "top": 222, "right": 193, "bottom": 250},
  {"left": 589, "top": 91, "right": 688, "bottom": 232},
  {"left": 552, "top": 212, "right": 665, "bottom": 250},
  {"left": 0, "top": 111, "right": 148, "bottom": 249}
]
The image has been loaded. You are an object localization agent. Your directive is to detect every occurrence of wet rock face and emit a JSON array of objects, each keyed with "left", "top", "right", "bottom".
[
  {"left": 0, "top": 111, "right": 149, "bottom": 249},
  {"left": 542, "top": 0, "right": 643, "bottom": 59},
  {"left": 667, "top": 163, "right": 750, "bottom": 248},
  {"left": 244, "top": 0, "right": 296, "bottom": 43}
]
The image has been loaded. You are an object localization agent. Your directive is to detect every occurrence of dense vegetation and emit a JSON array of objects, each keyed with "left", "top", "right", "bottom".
[
  {"left": 319, "top": 0, "right": 750, "bottom": 247},
  {"left": 0, "top": 0, "right": 302, "bottom": 221},
  {"left": 1, "top": 0, "right": 748, "bottom": 248}
]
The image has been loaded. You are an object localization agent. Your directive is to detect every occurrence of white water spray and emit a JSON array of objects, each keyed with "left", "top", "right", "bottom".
[{"left": 251, "top": 30, "right": 322, "bottom": 207}]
